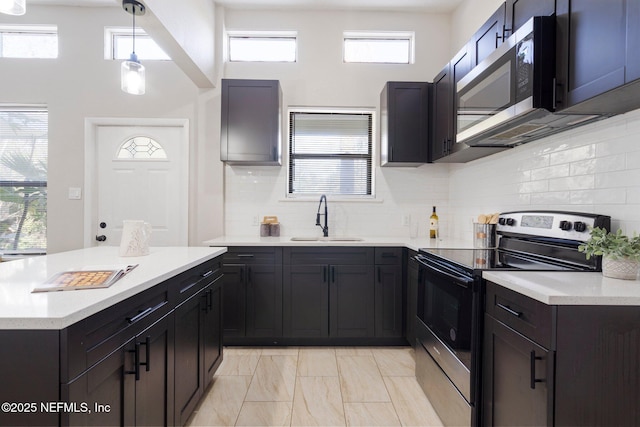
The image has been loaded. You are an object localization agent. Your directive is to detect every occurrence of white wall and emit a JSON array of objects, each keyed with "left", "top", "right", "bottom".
[
  {"left": 0, "top": 6, "right": 223, "bottom": 253},
  {"left": 221, "top": 9, "right": 453, "bottom": 238}
]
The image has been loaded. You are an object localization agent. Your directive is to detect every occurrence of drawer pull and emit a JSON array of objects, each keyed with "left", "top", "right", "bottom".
[
  {"left": 496, "top": 302, "right": 522, "bottom": 318},
  {"left": 530, "top": 351, "right": 544, "bottom": 389},
  {"left": 381, "top": 253, "right": 397, "bottom": 258},
  {"left": 237, "top": 254, "right": 254, "bottom": 258},
  {"left": 201, "top": 269, "right": 214, "bottom": 278},
  {"left": 126, "top": 301, "right": 167, "bottom": 324}
]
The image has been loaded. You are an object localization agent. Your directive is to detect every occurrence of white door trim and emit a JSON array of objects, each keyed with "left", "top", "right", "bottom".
[{"left": 84, "top": 117, "right": 190, "bottom": 248}]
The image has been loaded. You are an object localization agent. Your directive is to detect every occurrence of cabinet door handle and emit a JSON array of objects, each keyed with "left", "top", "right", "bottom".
[
  {"left": 331, "top": 266, "right": 335, "bottom": 283},
  {"left": 496, "top": 302, "right": 522, "bottom": 318},
  {"left": 323, "top": 266, "right": 327, "bottom": 283},
  {"left": 139, "top": 336, "right": 151, "bottom": 373},
  {"left": 126, "top": 343, "right": 141, "bottom": 380},
  {"left": 208, "top": 289, "right": 213, "bottom": 311},
  {"left": 390, "top": 146, "right": 394, "bottom": 161},
  {"left": 530, "top": 351, "right": 544, "bottom": 389}
]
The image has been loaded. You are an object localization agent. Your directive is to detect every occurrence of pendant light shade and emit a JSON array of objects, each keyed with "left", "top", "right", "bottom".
[
  {"left": 0, "top": 0, "right": 26, "bottom": 15},
  {"left": 121, "top": 53, "right": 146, "bottom": 95},
  {"left": 121, "top": 0, "right": 146, "bottom": 95}
]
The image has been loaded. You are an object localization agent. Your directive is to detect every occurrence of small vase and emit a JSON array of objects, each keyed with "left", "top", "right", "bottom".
[{"left": 602, "top": 255, "right": 640, "bottom": 280}]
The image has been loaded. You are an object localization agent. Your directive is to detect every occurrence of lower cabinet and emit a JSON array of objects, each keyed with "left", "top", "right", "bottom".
[
  {"left": 405, "top": 250, "right": 420, "bottom": 347},
  {"left": 483, "top": 313, "right": 552, "bottom": 426},
  {"left": 62, "top": 313, "right": 175, "bottom": 427},
  {"left": 374, "top": 248, "right": 404, "bottom": 338},
  {"left": 57, "top": 256, "right": 224, "bottom": 427},
  {"left": 483, "top": 280, "right": 640, "bottom": 426},
  {"left": 283, "top": 247, "right": 375, "bottom": 340},
  {"left": 222, "top": 247, "right": 283, "bottom": 343},
  {"left": 174, "top": 276, "right": 223, "bottom": 426}
]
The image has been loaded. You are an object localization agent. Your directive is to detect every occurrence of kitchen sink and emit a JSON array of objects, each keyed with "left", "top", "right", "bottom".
[{"left": 290, "top": 236, "right": 363, "bottom": 242}]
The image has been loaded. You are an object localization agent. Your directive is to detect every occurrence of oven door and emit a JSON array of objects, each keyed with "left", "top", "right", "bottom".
[{"left": 416, "top": 255, "right": 475, "bottom": 402}]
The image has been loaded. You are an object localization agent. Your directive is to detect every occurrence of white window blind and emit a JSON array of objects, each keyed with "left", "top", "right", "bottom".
[
  {"left": 0, "top": 108, "right": 48, "bottom": 252},
  {"left": 288, "top": 111, "right": 373, "bottom": 197}
]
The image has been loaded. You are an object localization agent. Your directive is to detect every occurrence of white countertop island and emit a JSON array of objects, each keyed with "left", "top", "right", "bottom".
[
  {"left": 0, "top": 246, "right": 227, "bottom": 330},
  {"left": 483, "top": 270, "right": 640, "bottom": 305}
]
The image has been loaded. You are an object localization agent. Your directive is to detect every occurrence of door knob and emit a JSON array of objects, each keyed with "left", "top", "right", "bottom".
[{"left": 96, "top": 235, "right": 107, "bottom": 242}]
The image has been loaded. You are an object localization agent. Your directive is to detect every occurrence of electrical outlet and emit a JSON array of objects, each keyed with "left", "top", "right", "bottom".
[
  {"left": 253, "top": 216, "right": 259, "bottom": 226},
  {"left": 402, "top": 214, "right": 410, "bottom": 227}
]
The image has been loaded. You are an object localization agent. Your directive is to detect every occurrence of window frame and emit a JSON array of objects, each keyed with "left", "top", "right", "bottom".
[
  {"left": 226, "top": 30, "right": 298, "bottom": 63},
  {"left": 343, "top": 31, "right": 415, "bottom": 64},
  {"left": 286, "top": 107, "right": 376, "bottom": 200},
  {"left": 104, "top": 26, "right": 170, "bottom": 61},
  {"left": 0, "top": 105, "right": 48, "bottom": 253},
  {"left": 0, "top": 24, "right": 58, "bottom": 59}
]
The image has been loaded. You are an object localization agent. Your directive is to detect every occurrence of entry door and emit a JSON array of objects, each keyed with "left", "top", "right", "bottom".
[{"left": 93, "top": 123, "right": 188, "bottom": 247}]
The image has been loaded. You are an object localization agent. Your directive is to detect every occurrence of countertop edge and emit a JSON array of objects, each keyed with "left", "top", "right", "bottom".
[{"left": 0, "top": 246, "right": 228, "bottom": 330}]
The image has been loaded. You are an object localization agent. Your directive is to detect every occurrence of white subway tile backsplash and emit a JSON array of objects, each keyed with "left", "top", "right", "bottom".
[{"left": 224, "top": 109, "right": 640, "bottom": 239}]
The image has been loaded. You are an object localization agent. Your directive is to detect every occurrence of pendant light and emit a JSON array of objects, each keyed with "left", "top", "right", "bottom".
[
  {"left": 121, "top": 0, "right": 146, "bottom": 95},
  {"left": 0, "top": 0, "right": 26, "bottom": 15}
]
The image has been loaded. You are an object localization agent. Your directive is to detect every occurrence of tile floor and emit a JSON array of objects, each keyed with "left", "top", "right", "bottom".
[{"left": 186, "top": 346, "right": 444, "bottom": 427}]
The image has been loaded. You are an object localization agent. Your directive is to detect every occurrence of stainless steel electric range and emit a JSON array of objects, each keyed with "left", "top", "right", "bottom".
[{"left": 413, "top": 210, "right": 611, "bottom": 427}]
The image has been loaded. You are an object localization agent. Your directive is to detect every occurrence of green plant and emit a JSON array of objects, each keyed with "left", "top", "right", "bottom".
[{"left": 578, "top": 227, "right": 640, "bottom": 261}]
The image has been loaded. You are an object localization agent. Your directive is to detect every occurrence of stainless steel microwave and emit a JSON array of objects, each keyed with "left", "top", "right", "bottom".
[{"left": 455, "top": 16, "right": 602, "bottom": 147}]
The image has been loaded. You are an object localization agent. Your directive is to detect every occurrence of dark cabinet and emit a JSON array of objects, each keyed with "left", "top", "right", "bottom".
[
  {"left": 222, "top": 247, "right": 283, "bottom": 343},
  {"left": 330, "top": 264, "right": 375, "bottom": 337},
  {"left": 431, "top": 45, "right": 482, "bottom": 163},
  {"left": 430, "top": 64, "right": 452, "bottom": 162},
  {"left": 380, "top": 82, "right": 430, "bottom": 166},
  {"left": 484, "top": 281, "right": 640, "bottom": 426},
  {"left": 483, "top": 313, "right": 552, "bottom": 426},
  {"left": 556, "top": 0, "right": 640, "bottom": 115},
  {"left": 283, "top": 247, "right": 375, "bottom": 341},
  {"left": 174, "top": 272, "right": 223, "bottom": 426},
  {"left": 374, "top": 248, "right": 403, "bottom": 338},
  {"left": 63, "top": 312, "right": 175, "bottom": 427},
  {"left": 472, "top": 3, "right": 506, "bottom": 66},
  {"left": 405, "top": 250, "right": 420, "bottom": 348},
  {"left": 283, "top": 263, "right": 329, "bottom": 338},
  {"left": 505, "top": 0, "right": 555, "bottom": 35},
  {"left": 220, "top": 79, "right": 282, "bottom": 165}
]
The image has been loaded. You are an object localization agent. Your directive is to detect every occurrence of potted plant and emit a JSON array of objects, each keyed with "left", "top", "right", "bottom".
[{"left": 578, "top": 227, "right": 640, "bottom": 280}]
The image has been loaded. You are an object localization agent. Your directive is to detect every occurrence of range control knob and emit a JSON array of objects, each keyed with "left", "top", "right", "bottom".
[
  {"left": 498, "top": 218, "right": 507, "bottom": 225},
  {"left": 505, "top": 218, "right": 516, "bottom": 226},
  {"left": 574, "top": 221, "right": 587, "bottom": 232},
  {"left": 559, "top": 220, "right": 572, "bottom": 231}
]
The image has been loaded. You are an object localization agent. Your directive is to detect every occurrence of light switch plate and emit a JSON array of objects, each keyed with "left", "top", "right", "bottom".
[{"left": 68, "top": 187, "right": 82, "bottom": 200}]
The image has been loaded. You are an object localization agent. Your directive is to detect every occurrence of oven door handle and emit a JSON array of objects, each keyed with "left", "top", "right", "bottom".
[{"left": 415, "top": 257, "right": 474, "bottom": 288}]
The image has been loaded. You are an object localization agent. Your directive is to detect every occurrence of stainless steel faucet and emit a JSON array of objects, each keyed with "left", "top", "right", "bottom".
[{"left": 316, "top": 194, "right": 329, "bottom": 237}]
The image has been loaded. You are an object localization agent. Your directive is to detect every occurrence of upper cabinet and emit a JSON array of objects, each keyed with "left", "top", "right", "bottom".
[
  {"left": 220, "top": 79, "right": 282, "bottom": 165},
  {"left": 471, "top": 3, "right": 506, "bottom": 66},
  {"left": 556, "top": 0, "right": 640, "bottom": 115},
  {"left": 380, "top": 82, "right": 430, "bottom": 166},
  {"left": 506, "top": 0, "right": 555, "bottom": 35}
]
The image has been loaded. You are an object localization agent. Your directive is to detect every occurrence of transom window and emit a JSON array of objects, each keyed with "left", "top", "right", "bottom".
[
  {"left": 288, "top": 110, "right": 373, "bottom": 198},
  {"left": 0, "top": 25, "right": 58, "bottom": 59},
  {"left": 0, "top": 107, "right": 48, "bottom": 252},
  {"left": 117, "top": 136, "right": 167, "bottom": 159},
  {"left": 343, "top": 31, "right": 414, "bottom": 64},
  {"left": 104, "top": 27, "right": 170, "bottom": 60},
  {"left": 227, "top": 31, "right": 297, "bottom": 62}
]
